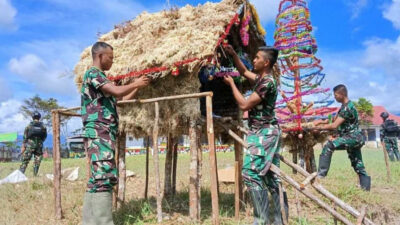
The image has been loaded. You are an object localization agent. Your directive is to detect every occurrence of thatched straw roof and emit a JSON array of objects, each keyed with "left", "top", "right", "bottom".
[{"left": 74, "top": 0, "right": 266, "bottom": 137}]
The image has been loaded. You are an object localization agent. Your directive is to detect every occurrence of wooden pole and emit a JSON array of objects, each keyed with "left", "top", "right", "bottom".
[
  {"left": 206, "top": 95, "right": 220, "bottom": 225},
  {"left": 189, "top": 120, "right": 200, "bottom": 220},
  {"left": 381, "top": 143, "right": 391, "bottom": 182},
  {"left": 356, "top": 205, "right": 367, "bottom": 225},
  {"left": 52, "top": 110, "right": 63, "bottom": 219},
  {"left": 153, "top": 102, "right": 163, "bottom": 223},
  {"left": 300, "top": 172, "right": 318, "bottom": 189},
  {"left": 172, "top": 141, "right": 178, "bottom": 196},
  {"left": 113, "top": 135, "right": 120, "bottom": 209},
  {"left": 295, "top": 189, "right": 302, "bottom": 219},
  {"left": 144, "top": 136, "right": 150, "bottom": 200},
  {"left": 117, "top": 132, "right": 126, "bottom": 208},
  {"left": 279, "top": 183, "right": 288, "bottom": 225},
  {"left": 269, "top": 164, "right": 353, "bottom": 225},
  {"left": 280, "top": 155, "right": 376, "bottom": 225},
  {"left": 234, "top": 134, "right": 243, "bottom": 220},
  {"left": 197, "top": 129, "right": 202, "bottom": 217},
  {"left": 164, "top": 133, "right": 173, "bottom": 198},
  {"left": 118, "top": 92, "right": 213, "bottom": 105}
]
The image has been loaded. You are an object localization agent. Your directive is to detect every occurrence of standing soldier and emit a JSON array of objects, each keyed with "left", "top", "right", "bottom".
[
  {"left": 81, "top": 41, "right": 149, "bottom": 225},
  {"left": 380, "top": 112, "right": 400, "bottom": 161},
  {"left": 19, "top": 111, "right": 47, "bottom": 176},
  {"left": 223, "top": 45, "right": 288, "bottom": 225},
  {"left": 313, "top": 84, "right": 371, "bottom": 191}
]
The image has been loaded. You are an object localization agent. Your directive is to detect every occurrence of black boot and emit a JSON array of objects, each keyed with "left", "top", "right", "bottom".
[
  {"left": 19, "top": 167, "right": 26, "bottom": 174},
  {"left": 269, "top": 188, "right": 289, "bottom": 225},
  {"left": 249, "top": 189, "right": 269, "bottom": 225},
  {"left": 33, "top": 166, "right": 39, "bottom": 176},
  {"left": 318, "top": 153, "right": 332, "bottom": 178},
  {"left": 359, "top": 175, "right": 371, "bottom": 191}
]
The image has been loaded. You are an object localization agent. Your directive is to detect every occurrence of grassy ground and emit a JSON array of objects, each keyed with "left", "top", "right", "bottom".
[{"left": 1, "top": 147, "right": 399, "bottom": 225}]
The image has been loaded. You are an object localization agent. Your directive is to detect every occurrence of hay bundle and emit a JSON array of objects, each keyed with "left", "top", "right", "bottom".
[{"left": 74, "top": 0, "right": 266, "bottom": 137}]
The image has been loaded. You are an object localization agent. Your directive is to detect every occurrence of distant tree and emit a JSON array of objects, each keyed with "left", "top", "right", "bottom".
[
  {"left": 354, "top": 97, "right": 374, "bottom": 141},
  {"left": 20, "top": 95, "right": 69, "bottom": 130}
]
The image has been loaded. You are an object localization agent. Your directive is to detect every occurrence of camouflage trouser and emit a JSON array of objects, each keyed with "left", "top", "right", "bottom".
[
  {"left": 85, "top": 137, "right": 118, "bottom": 193},
  {"left": 242, "top": 126, "right": 282, "bottom": 190},
  {"left": 20, "top": 147, "right": 43, "bottom": 173},
  {"left": 383, "top": 137, "right": 400, "bottom": 161},
  {"left": 321, "top": 132, "right": 368, "bottom": 176}
]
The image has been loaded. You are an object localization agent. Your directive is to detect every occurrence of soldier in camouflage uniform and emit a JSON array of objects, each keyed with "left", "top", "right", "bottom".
[
  {"left": 380, "top": 112, "right": 400, "bottom": 161},
  {"left": 224, "top": 45, "right": 288, "bottom": 225},
  {"left": 81, "top": 42, "right": 149, "bottom": 225},
  {"left": 19, "top": 111, "right": 47, "bottom": 176},
  {"left": 313, "top": 84, "right": 371, "bottom": 191}
]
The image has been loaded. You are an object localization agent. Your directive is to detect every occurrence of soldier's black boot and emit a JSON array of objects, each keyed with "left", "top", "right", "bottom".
[
  {"left": 359, "top": 175, "right": 371, "bottom": 191},
  {"left": 33, "top": 166, "right": 39, "bottom": 176},
  {"left": 270, "top": 188, "right": 289, "bottom": 225},
  {"left": 249, "top": 189, "right": 269, "bottom": 225},
  {"left": 317, "top": 153, "right": 332, "bottom": 178},
  {"left": 19, "top": 167, "right": 26, "bottom": 174}
]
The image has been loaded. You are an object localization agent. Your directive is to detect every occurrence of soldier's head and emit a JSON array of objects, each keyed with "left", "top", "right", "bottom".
[
  {"left": 253, "top": 46, "right": 279, "bottom": 74},
  {"left": 91, "top": 42, "right": 114, "bottom": 71},
  {"left": 380, "top": 111, "right": 389, "bottom": 121},
  {"left": 333, "top": 84, "right": 348, "bottom": 103},
  {"left": 32, "top": 111, "right": 41, "bottom": 120}
]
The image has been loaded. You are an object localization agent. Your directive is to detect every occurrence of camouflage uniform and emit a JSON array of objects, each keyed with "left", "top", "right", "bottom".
[
  {"left": 243, "top": 74, "right": 287, "bottom": 224},
  {"left": 19, "top": 121, "right": 47, "bottom": 175},
  {"left": 318, "top": 101, "right": 368, "bottom": 178},
  {"left": 380, "top": 121, "right": 400, "bottom": 161},
  {"left": 81, "top": 67, "right": 118, "bottom": 193}
]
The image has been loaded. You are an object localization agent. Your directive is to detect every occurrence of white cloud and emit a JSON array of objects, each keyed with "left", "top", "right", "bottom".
[
  {"left": 383, "top": 0, "right": 400, "bottom": 29},
  {"left": 0, "top": 76, "right": 12, "bottom": 102},
  {"left": 362, "top": 36, "right": 400, "bottom": 76},
  {"left": 0, "top": 0, "right": 17, "bottom": 30},
  {"left": 346, "top": 0, "right": 368, "bottom": 19},
  {"left": 250, "top": 0, "right": 280, "bottom": 23},
  {"left": 0, "top": 99, "right": 28, "bottom": 133},
  {"left": 8, "top": 53, "right": 77, "bottom": 96}
]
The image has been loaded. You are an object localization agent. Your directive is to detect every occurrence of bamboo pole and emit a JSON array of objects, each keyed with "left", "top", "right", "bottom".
[
  {"left": 117, "top": 132, "right": 126, "bottom": 208},
  {"left": 52, "top": 110, "right": 63, "bottom": 219},
  {"left": 206, "top": 95, "right": 220, "bottom": 225},
  {"left": 144, "top": 136, "right": 150, "bottom": 200},
  {"left": 269, "top": 164, "right": 353, "bottom": 225},
  {"left": 153, "top": 102, "right": 162, "bottom": 223},
  {"left": 381, "top": 143, "right": 391, "bottom": 182},
  {"left": 279, "top": 155, "right": 376, "bottom": 225},
  {"left": 189, "top": 120, "right": 200, "bottom": 220}
]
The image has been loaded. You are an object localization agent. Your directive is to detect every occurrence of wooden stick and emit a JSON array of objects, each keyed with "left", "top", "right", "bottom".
[
  {"left": 333, "top": 202, "right": 338, "bottom": 225},
  {"left": 381, "top": 142, "right": 391, "bottom": 182},
  {"left": 51, "top": 110, "right": 63, "bottom": 219},
  {"left": 206, "top": 95, "right": 220, "bottom": 225},
  {"left": 113, "top": 137, "right": 119, "bottom": 209},
  {"left": 197, "top": 129, "right": 202, "bottom": 217},
  {"left": 234, "top": 161, "right": 240, "bottom": 220},
  {"left": 117, "top": 132, "right": 126, "bottom": 208},
  {"left": 153, "top": 102, "right": 162, "bottom": 223},
  {"left": 300, "top": 172, "right": 318, "bottom": 189},
  {"left": 164, "top": 133, "right": 173, "bottom": 198},
  {"left": 279, "top": 155, "right": 376, "bottom": 225},
  {"left": 237, "top": 126, "right": 249, "bottom": 134},
  {"left": 269, "top": 164, "right": 353, "bottom": 225},
  {"left": 144, "top": 136, "right": 150, "bottom": 200},
  {"left": 295, "top": 189, "right": 302, "bottom": 219},
  {"left": 58, "top": 106, "right": 81, "bottom": 112},
  {"left": 58, "top": 111, "right": 81, "bottom": 117},
  {"left": 279, "top": 183, "right": 288, "bottom": 225},
  {"left": 356, "top": 205, "right": 367, "bottom": 225},
  {"left": 118, "top": 92, "right": 213, "bottom": 105},
  {"left": 189, "top": 120, "right": 200, "bottom": 220},
  {"left": 172, "top": 141, "right": 178, "bottom": 196}
]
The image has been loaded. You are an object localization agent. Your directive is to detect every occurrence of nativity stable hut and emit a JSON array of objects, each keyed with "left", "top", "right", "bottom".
[{"left": 74, "top": 0, "right": 266, "bottom": 138}]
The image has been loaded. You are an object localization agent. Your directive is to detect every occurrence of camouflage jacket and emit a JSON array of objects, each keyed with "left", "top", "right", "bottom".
[
  {"left": 81, "top": 67, "right": 119, "bottom": 141},
  {"left": 23, "top": 121, "right": 47, "bottom": 149},
  {"left": 337, "top": 101, "right": 361, "bottom": 136},
  {"left": 248, "top": 74, "right": 278, "bottom": 130}
]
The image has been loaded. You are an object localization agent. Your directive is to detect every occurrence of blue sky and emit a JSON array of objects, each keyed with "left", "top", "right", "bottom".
[{"left": 0, "top": 0, "right": 399, "bottom": 134}]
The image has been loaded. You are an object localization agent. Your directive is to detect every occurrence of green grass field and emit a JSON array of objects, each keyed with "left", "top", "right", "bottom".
[{"left": 1, "top": 148, "right": 399, "bottom": 225}]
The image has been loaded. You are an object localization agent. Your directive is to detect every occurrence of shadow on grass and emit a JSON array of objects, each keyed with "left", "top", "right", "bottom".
[{"left": 113, "top": 188, "right": 236, "bottom": 225}]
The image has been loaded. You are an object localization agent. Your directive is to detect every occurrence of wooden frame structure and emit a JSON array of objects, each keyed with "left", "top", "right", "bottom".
[{"left": 52, "top": 92, "right": 245, "bottom": 225}]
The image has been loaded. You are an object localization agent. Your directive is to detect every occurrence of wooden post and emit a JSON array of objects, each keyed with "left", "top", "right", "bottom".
[
  {"left": 172, "top": 141, "right": 178, "bottom": 196},
  {"left": 295, "top": 190, "right": 302, "bottom": 219},
  {"left": 197, "top": 129, "right": 202, "bottom": 217},
  {"left": 356, "top": 205, "right": 367, "bottom": 225},
  {"left": 381, "top": 143, "right": 391, "bottom": 182},
  {"left": 153, "top": 102, "right": 162, "bottom": 223},
  {"left": 117, "top": 132, "right": 126, "bottom": 208},
  {"left": 52, "top": 110, "right": 63, "bottom": 219},
  {"left": 269, "top": 164, "right": 353, "bottom": 225},
  {"left": 164, "top": 133, "right": 173, "bottom": 198},
  {"left": 144, "top": 136, "right": 150, "bottom": 200},
  {"left": 279, "top": 183, "right": 288, "bottom": 225},
  {"left": 206, "top": 95, "right": 220, "bottom": 225},
  {"left": 189, "top": 120, "right": 200, "bottom": 220},
  {"left": 113, "top": 135, "right": 119, "bottom": 209},
  {"left": 234, "top": 135, "right": 243, "bottom": 220},
  {"left": 280, "top": 155, "right": 376, "bottom": 225},
  {"left": 292, "top": 151, "right": 298, "bottom": 174}
]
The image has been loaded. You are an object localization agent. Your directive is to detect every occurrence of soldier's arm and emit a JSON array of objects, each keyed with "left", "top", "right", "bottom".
[
  {"left": 224, "top": 76, "right": 261, "bottom": 111},
  {"left": 101, "top": 76, "right": 149, "bottom": 98},
  {"left": 224, "top": 45, "right": 257, "bottom": 83},
  {"left": 121, "top": 88, "right": 139, "bottom": 100},
  {"left": 315, "top": 116, "right": 345, "bottom": 130}
]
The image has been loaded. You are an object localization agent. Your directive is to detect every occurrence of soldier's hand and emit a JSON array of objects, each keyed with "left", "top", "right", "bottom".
[
  {"left": 223, "top": 75, "right": 234, "bottom": 86},
  {"left": 135, "top": 76, "right": 150, "bottom": 88},
  {"left": 224, "top": 45, "right": 236, "bottom": 56}
]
